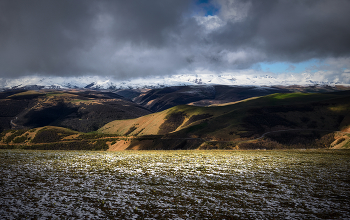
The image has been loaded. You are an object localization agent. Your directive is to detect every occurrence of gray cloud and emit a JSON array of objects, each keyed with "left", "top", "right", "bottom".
[
  {"left": 0, "top": 0, "right": 349, "bottom": 79},
  {"left": 256, "top": 0, "right": 350, "bottom": 61},
  {"left": 209, "top": 0, "right": 350, "bottom": 63}
]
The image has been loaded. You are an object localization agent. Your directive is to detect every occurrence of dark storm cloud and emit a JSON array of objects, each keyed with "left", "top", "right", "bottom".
[
  {"left": 0, "top": 0, "right": 349, "bottom": 79},
  {"left": 256, "top": 0, "right": 350, "bottom": 61},
  {"left": 0, "top": 0, "right": 97, "bottom": 76},
  {"left": 210, "top": 0, "right": 350, "bottom": 64},
  {"left": 0, "top": 0, "right": 191, "bottom": 78},
  {"left": 98, "top": 1, "right": 190, "bottom": 46}
]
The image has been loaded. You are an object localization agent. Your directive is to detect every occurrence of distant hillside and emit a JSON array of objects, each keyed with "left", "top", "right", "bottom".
[
  {"left": 0, "top": 90, "right": 151, "bottom": 133},
  {"left": 132, "top": 86, "right": 215, "bottom": 112},
  {"left": 131, "top": 85, "right": 348, "bottom": 112}
]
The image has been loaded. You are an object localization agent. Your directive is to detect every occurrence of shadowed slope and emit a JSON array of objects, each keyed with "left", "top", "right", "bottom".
[{"left": 0, "top": 90, "right": 152, "bottom": 132}]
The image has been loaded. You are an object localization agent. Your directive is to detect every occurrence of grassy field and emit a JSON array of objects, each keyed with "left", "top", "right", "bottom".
[{"left": 1, "top": 149, "right": 349, "bottom": 219}]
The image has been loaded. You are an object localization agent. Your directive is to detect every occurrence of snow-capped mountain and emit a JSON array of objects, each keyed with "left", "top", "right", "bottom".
[{"left": 0, "top": 73, "right": 348, "bottom": 91}]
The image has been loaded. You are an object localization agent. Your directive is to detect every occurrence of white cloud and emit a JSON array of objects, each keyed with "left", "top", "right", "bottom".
[{"left": 195, "top": 15, "right": 226, "bottom": 32}]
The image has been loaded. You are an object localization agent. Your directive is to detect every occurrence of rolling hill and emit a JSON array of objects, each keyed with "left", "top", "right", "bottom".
[{"left": 1, "top": 87, "right": 350, "bottom": 150}]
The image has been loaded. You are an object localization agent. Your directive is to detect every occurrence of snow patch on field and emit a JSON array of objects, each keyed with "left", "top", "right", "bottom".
[{"left": 0, "top": 150, "right": 349, "bottom": 219}]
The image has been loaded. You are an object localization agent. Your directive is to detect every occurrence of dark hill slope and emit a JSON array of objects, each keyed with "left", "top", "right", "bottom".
[
  {"left": 0, "top": 90, "right": 152, "bottom": 132},
  {"left": 0, "top": 91, "right": 43, "bottom": 132},
  {"left": 132, "top": 85, "right": 287, "bottom": 111},
  {"left": 131, "top": 85, "right": 345, "bottom": 111},
  {"left": 133, "top": 86, "right": 216, "bottom": 112},
  {"left": 213, "top": 85, "right": 288, "bottom": 100}
]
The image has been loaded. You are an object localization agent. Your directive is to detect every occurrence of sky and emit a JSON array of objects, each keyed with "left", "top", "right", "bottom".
[{"left": 1, "top": 0, "right": 350, "bottom": 84}]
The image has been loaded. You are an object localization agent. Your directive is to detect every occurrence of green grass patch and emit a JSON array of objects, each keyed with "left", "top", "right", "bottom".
[{"left": 272, "top": 93, "right": 311, "bottom": 100}]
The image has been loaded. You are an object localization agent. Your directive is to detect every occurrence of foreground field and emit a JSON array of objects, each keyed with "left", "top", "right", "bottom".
[{"left": 1, "top": 150, "right": 350, "bottom": 219}]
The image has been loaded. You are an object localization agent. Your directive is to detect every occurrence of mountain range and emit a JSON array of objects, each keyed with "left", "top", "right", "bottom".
[{"left": 1, "top": 73, "right": 350, "bottom": 91}]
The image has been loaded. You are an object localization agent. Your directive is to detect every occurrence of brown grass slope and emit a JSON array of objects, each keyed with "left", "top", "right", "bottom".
[{"left": 0, "top": 126, "right": 123, "bottom": 151}]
